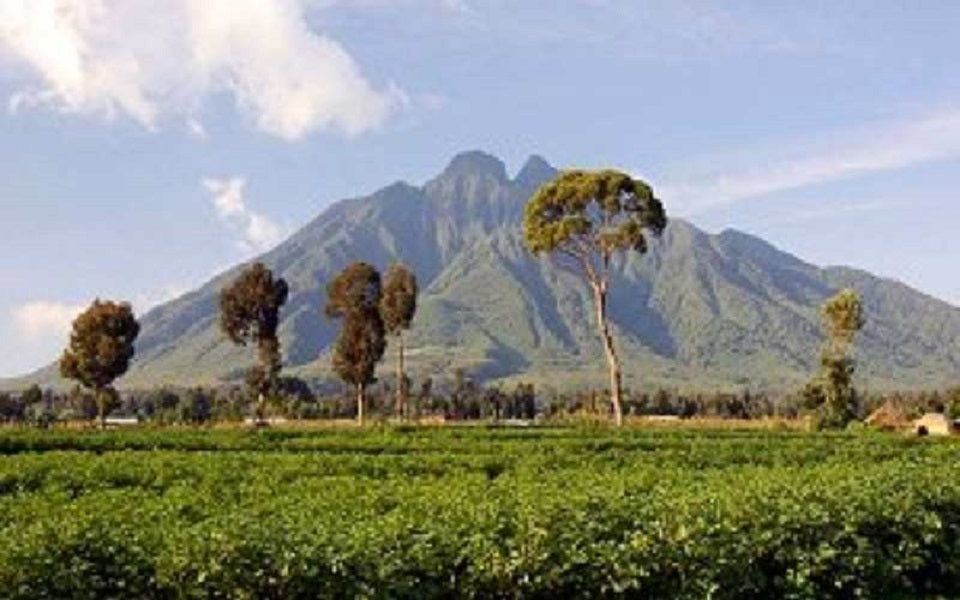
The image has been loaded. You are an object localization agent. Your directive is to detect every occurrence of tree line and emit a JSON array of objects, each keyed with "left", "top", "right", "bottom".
[
  {"left": 5, "top": 375, "right": 960, "bottom": 428},
  {"left": 43, "top": 169, "right": 886, "bottom": 428}
]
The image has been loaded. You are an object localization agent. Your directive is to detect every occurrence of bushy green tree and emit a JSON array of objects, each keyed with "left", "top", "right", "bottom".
[
  {"left": 946, "top": 388, "right": 960, "bottom": 420},
  {"left": 67, "top": 385, "right": 99, "bottom": 422},
  {"left": 278, "top": 376, "right": 317, "bottom": 419},
  {"left": 22, "top": 387, "right": 58, "bottom": 428},
  {"left": 523, "top": 170, "right": 666, "bottom": 425},
  {"left": 512, "top": 383, "right": 537, "bottom": 420},
  {"left": 417, "top": 377, "right": 434, "bottom": 419},
  {"left": 380, "top": 263, "right": 418, "bottom": 420},
  {"left": 144, "top": 388, "right": 180, "bottom": 423},
  {"left": 59, "top": 299, "right": 140, "bottom": 428},
  {"left": 180, "top": 388, "right": 213, "bottom": 424},
  {"left": 805, "top": 289, "right": 866, "bottom": 429},
  {"left": 0, "top": 393, "right": 24, "bottom": 423},
  {"left": 219, "top": 263, "right": 289, "bottom": 410},
  {"left": 326, "top": 262, "right": 387, "bottom": 424},
  {"left": 21, "top": 384, "right": 43, "bottom": 409},
  {"left": 212, "top": 387, "right": 247, "bottom": 422}
]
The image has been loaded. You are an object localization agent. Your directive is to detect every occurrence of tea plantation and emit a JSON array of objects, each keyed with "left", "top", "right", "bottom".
[{"left": 1, "top": 426, "right": 959, "bottom": 599}]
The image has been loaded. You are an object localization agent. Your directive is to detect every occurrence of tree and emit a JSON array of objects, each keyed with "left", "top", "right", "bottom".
[
  {"left": 278, "top": 376, "right": 317, "bottom": 419},
  {"left": 21, "top": 385, "right": 55, "bottom": 428},
  {"left": 0, "top": 393, "right": 24, "bottom": 423},
  {"left": 21, "top": 384, "right": 43, "bottom": 410},
  {"left": 947, "top": 387, "right": 960, "bottom": 420},
  {"left": 68, "top": 385, "right": 100, "bottom": 422},
  {"left": 523, "top": 170, "right": 667, "bottom": 425},
  {"left": 326, "top": 262, "right": 387, "bottom": 424},
  {"left": 219, "top": 263, "right": 289, "bottom": 413},
  {"left": 513, "top": 383, "right": 536, "bottom": 420},
  {"left": 804, "top": 289, "right": 866, "bottom": 429},
  {"left": 380, "top": 263, "right": 418, "bottom": 420},
  {"left": 180, "top": 388, "right": 213, "bottom": 424},
  {"left": 60, "top": 299, "right": 140, "bottom": 428},
  {"left": 418, "top": 377, "right": 434, "bottom": 419}
]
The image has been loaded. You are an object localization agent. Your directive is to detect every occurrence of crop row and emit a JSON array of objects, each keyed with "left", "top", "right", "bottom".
[{"left": 1, "top": 428, "right": 959, "bottom": 599}]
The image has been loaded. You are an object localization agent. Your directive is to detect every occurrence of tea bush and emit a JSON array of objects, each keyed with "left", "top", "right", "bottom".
[{"left": 0, "top": 427, "right": 958, "bottom": 599}]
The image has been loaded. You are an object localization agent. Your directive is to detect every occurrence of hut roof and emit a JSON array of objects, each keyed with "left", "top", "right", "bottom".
[{"left": 865, "top": 402, "right": 909, "bottom": 429}]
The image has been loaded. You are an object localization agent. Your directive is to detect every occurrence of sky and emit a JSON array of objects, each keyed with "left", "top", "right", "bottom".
[{"left": 0, "top": 0, "right": 958, "bottom": 377}]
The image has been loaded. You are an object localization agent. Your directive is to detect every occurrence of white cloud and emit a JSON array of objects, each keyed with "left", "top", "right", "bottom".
[
  {"left": 741, "top": 200, "right": 905, "bottom": 229},
  {"left": 11, "top": 301, "right": 84, "bottom": 344},
  {"left": 658, "top": 110, "right": 960, "bottom": 216},
  {"left": 0, "top": 0, "right": 395, "bottom": 140},
  {"left": 2, "top": 301, "right": 83, "bottom": 377},
  {"left": 4, "top": 286, "right": 192, "bottom": 377},
  {"left": 203, "top": 176, "right": 286, "bottom": 253}
]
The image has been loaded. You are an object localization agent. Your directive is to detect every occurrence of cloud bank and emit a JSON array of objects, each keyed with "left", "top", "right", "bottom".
[
  {"left": 0, "top": 0, "right": 395, "bottom": 140},
  {"left": 11, "top": 301, "right": 84, "bottom": 345},
  {"left": 3, "top": 301, "right": 83, "bottom": 377},
  {"left": 659, "top": 110, "right": 960, "bottom": 216},
  {"left": 203, "top": 177, "right": 285, "bottom": 254},
  {"left": 5, "top": 285, "right": 192, "bottom": 377}
]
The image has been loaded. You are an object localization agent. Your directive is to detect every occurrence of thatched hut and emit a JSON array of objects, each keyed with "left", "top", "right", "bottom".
[
  {"left": 913, "top": 413, "right": 955, "bottom": 437},
  {"left": 865, "top": 402, "right": 910, "bottom": 431}
]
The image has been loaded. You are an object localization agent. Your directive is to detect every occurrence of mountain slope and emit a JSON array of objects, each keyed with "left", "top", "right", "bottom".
[{"left": 9, "top": 151, "right": 960, "bottom": 392}]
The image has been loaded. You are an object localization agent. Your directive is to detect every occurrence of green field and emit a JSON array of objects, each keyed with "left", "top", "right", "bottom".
[{"left": 2, "top": 426, "right": 960, "bottom": 599}]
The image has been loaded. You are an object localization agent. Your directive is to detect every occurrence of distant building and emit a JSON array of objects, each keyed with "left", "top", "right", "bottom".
[
  {"left": 104, "top": 416, "right": 139, "bottom": 427},
  {"left": 865, "top": 402, "right": 909, "bottom": 431},
  {"left": 243, "top": 416, "right": 289, "bottom": 425},
  {"left": 913, "top": 413, "right": 955, "bottom": 437}
]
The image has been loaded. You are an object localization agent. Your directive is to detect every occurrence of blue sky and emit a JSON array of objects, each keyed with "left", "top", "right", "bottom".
[{"left": 0, "top": 0, "right": 958, "bottom": 376}]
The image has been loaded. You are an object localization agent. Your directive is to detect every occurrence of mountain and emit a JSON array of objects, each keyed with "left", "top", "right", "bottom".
[{"left": 8, "top": 151, "right": 960, "bottom": 393}]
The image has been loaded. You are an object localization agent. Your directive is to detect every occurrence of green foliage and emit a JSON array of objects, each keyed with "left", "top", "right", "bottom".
[
  {"left": 219, "top": 262, "right": 289, "bottom": 396},
  {"left": 330, "top": 317, "right": 386, "bottom": 390},
  {"left": 804, "top": 290, "right": 866, "bottom": 429},
  {"left": 380, "top": 262, "right": 418, "bottom": 335},
  {"left": 20, "top": 384, "right": 43, "bottom": 407},
  {"left": 17, "top": 386, "right": 57, "bottom": 429},
  {"left": 948, "top": 388, "right": 960, "bottom": 420},
  {"left": 380, "top": 263, "right": 418, "bottom": 418},
  {"left": 59, "top": 299, "right": 139, "bottom": 426},
  {"left": 324, "top": 261, "right": 381, "bottom": 319},
  {"left": 179, "top": 388, "right": 213, "bottom": 424},
  {"left": 326, "top": 263, "right": 388, "bottom": 422},
  {"left": 523, "top": 170, "right": 666, "bottom": 260},
  {"left": 523, "top": 169, "right": 667, "bottom": 425},
  {"left": 822, "top": 288, "right": 866, "bottom": 347},
  {"left": 2, "top": 427, "right": 960, "bottom": 599},
  {"left": 0, "top": 393, "right": 23, "bottom": 423},
  {"left": 59, "top": 300, "right": 139, "bottom": 392}
]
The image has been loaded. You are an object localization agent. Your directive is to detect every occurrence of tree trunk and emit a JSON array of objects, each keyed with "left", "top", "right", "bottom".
[
  {"left": 357, "top": 383, "right": 365, "bottom": 426},
  {"left": 592, "top": 283, "right": 623, "bottom": 426},
  {"left": 256, "top": 393, "right": 266, "bottom": 426},
  {"left": 97, "top": 388, "right": 106, "bottom": 430},
  {"left": 395, "top": 332, "right": 406, "bottom": 421}
]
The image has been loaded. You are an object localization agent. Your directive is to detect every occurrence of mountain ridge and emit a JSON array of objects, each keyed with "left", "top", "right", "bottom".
[{"left": 5, "top": 150, "right": 959, "bottom": 393}]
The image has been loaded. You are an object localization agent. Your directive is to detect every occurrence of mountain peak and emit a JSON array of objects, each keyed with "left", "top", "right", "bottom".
[
  {"left": 514, "top": 154, "right": 557, "bottom": 189},
  {"left": 11, "top": 152, "right": 960, "bottom": 393},
  {"left": 438, "top": 150, "right": 508, "bottom": 182}
]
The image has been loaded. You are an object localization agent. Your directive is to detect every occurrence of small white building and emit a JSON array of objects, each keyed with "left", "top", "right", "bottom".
[
  {"left": 913, "top": 413, "right": 955, "bottom": 437},
  {"left": 104, "top": 416, "right": 140, "bottom": 427}
]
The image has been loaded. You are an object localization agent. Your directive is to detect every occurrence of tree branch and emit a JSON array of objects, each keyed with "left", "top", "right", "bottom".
[{"left": 553, "top": 249, "right": 587, "bottom": 277}]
